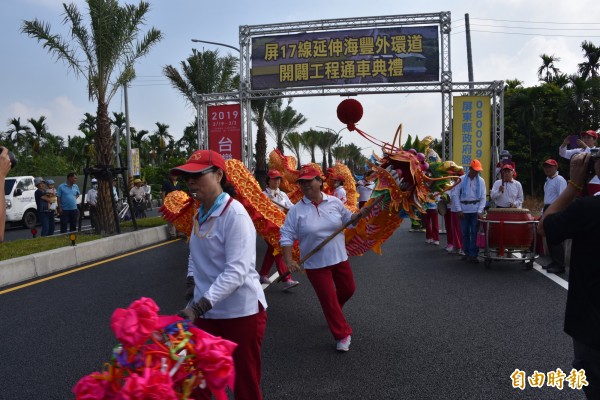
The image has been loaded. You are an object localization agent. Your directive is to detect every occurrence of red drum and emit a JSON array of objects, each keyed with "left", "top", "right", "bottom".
[{"left": 484, "top": 208, "right": 534, "bottom": 250}]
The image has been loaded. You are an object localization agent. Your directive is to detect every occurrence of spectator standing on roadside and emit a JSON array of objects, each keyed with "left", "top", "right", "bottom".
[
  {"left": 34, "top": 177, "right": 55, "bottom": 237},
  {"left": 130, "top": 178, "right": 146, "bottom": 219},
  {"left": 541, "top": 151, "right": 600, "bottom": 400},
  {"left": 57, "top": 172, "right": 80, "bottom": 233},
  {"left": 0, "top": 147, "right": 12, "bottom": 241},
  {"left": 86, "top": 178, "right": 99, "bottom": 231},
  {"left": 452, "top": 159, "right": 487, "bottom": 264}
]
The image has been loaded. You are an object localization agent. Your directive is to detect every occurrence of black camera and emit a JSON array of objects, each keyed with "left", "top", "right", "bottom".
[
  {"left": 588, "top": 148, "right": 600, "bottom": 175},
  {"left": 1, "top": 147, "right": 17, "bottom": 169}
]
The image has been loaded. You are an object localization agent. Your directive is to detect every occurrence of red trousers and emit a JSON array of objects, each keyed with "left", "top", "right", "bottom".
[
  {"left": 305, "top": 260, "right": 355, "bottom": 340},
  {"left": 259, "top": 243, "right": 291, "bottom": 282},
  {"left": 193, "top": 306, "right": 267, "bottom": 400},
  {"left": 445, "top": 210, "right": 454, "bottom": 247},
  {"left": 450, "top": 211, "right": 463, "bottom": 250},
  {"left": 424, "top": 209, "right": 440, "bottom": 241}
]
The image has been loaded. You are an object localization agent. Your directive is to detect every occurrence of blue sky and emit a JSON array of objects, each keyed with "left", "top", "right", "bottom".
[{"left": 1, "top": 0, "right": 599, "bottom": 162}]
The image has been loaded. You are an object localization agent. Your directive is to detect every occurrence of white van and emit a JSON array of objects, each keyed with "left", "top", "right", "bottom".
[{"left": 4, "top": 176, "right": 38, "bottom": 228}]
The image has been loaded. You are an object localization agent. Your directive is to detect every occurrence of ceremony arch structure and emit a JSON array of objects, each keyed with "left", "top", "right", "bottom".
[{"left": 195, "top": 12, "right": 504, "bottom": 169}]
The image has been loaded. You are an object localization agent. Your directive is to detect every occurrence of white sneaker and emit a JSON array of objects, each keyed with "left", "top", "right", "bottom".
[
  {"left": 281, "top": 280, "right": 299, "bottom": 290},
  {"left": 426, "top": 239, "right": 433, "bottom": 244},
  {"left": 445, "top": 245, "right": 454, "bottom": 252},
  {"left": 457, "top": 249, "right": 466, "bottom": 256},
  {"left": 336, "top": 335, "right": 351, "bottom": 352},
  {"left": 259, "top": 275, "right": 271, "bottom": 284},
  {"left": 433, "top": 241, "right": 440, "bottom": 245}
]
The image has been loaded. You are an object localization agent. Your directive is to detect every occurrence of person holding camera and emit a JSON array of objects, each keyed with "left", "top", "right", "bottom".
[
  {"left": 0, "top": 147, "right": 14, "bottom": 242},
  {"left": 540, "top": 151, "right": 600, "bottom": 400},
  {"left": 559, "top": 130, "right": 598, "bottom": 160}
]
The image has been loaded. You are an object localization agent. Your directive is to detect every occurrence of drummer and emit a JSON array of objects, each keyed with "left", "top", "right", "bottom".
[{"left": 490, "top": 164, "right": 523, "bottom": 208}]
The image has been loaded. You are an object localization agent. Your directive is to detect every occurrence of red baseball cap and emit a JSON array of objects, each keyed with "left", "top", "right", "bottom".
[
  {"left": 582, "top": 130, "right": 598, "bottom": 139},
  {"left": 267, "top": 170, "right": 282, "bottom": 179},
  {"left": 170, "top": 150, "right": 226, "bottom": 176},
  {"left": 470, "top": 159, "right": 483, "bottom": 171},
  {"left": 543, "top": 159, "right": 558, "bottom": 166},
  {"left": 331, "top": 174, "right": 345, "bottom": 182},
  {"left": 297, "top": 165, "right": 323, "bottom": 180},
  {"left": 501, "top": 164, "right": 514, "bottom": 171}
]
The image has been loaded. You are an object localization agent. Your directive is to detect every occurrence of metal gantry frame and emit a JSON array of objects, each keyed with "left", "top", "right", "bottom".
[{"left": 195, "top": 12, "right": 504, "bottom": 168}]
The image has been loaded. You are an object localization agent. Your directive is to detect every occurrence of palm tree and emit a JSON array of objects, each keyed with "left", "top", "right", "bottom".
[
  {"left": 27, "top": 116, "right": 50, "bottom": 154},
  {"left": 153, "top": 122, "right": 173, "bottom": 164},
  {"left": 22, "top": 0, "right": 163, "bottom": 234},
  {"left": 537, "top": 54, "right": 560, "bottom": 83},
  {"left": 505, "top": 79, "right": 523, "bottom": 91},
  {"left": 265, "top": 98, "right": 307, "bottom": 153},
  {"left": 251, "top": 97, "right": 279, "bottom": 188},
  {"left": 300, "top": 129, "right": 321, "bottom": 163},
  {"left": 5, "top": 117, "right": 32, "bottom": 154},
  {"left": 164, "top": 49, "right": 239, "bottom": 107},
  {"left": 78, "top": 112, "right": 97, "bottom": 161},
  {"left": 283, "top": 132, "right": 302, "bottom": 166},
  {"left": 178, "top": 123, "right": 199, "bottom": 158},
  {"left": 316, "top": 130, "right": 330, "bottom": 170},
  {"left": 578, "top": 40, "right": 600, "bottom": 80},
  {"left": 325, "top": 131, "right": 343, "bottom": 168}
]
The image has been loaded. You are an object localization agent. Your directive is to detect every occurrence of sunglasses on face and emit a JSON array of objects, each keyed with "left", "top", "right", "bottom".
[{"left": 183, "top": 168, "right": 216, "bottom": 181}]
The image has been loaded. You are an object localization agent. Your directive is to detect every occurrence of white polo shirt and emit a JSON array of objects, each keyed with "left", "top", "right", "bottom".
[
  {"left": 187, "top": 193, "right": 267, "bottom": 319},
  {"left": 490, "top": 179, "right": 524, "bottom": 208},
  {"left": 543, "top": 173, "right": 567, "bottom": 205},
  {"left": 280, "top": 193, "right": 353, "bottom": 270}
]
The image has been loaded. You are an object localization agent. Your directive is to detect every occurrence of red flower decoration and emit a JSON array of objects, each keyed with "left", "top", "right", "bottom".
[
  {"left": 110, "top": 297, "right": 159, "bottom": 348},
  {"left": 72, "top": 373, "right": 109, "bottom": 400}
]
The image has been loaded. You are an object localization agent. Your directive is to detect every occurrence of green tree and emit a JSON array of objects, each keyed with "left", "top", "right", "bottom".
[
  {"left": 22, "top": 0, "right": 163, "bottom": 234},
  {"left": 300, "top": 129, "right": 320, "bottom": 163},
  {"left": 537, "top": 54, "right": 560, "bottom": 83},
  {"left": 265, "top": 98, "right": 307, "bottom": 154},
  {"left": 252, "top": 97, "right": 279, "bottom": 188},
  {"left": 164, "top": 49, "right": 239, "bottom": 106},
  {"left": 153, "top": 122, "right": 173, "bottom": 164},
  {"left": 27, "top": 116, "right": 50, "bottom": 155},
  {"left": 283, "top": 131, "right": 302, "bottom": 166},
  {"left": 5, "top": 117, "right": 32, "bottom": 154},
  {"left": 578, "top": 40, "right": 600, "bottom": 80}
]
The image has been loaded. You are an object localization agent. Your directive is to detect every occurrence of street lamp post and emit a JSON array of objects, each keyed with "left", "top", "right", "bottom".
[{"left": 190, "top": 39, "right": 251, "bottom": 166}]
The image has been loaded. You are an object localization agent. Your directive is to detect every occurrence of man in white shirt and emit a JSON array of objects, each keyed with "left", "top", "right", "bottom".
[
  {"left": 452, "top": 159, "right": 487, "bottom": 264},
  {"left": 558, "top": 130, "right": 597, "bottom": 160},
  {"left": 490, "top": 164, "right": 523, "bottom": 208},
  {"left": 542, "top": 159, "right": 568, "bottom": 274}
]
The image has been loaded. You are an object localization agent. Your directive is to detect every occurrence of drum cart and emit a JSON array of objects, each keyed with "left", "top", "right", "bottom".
[{"left": 478, "top": 211, "right": 540, "bottom": 269}]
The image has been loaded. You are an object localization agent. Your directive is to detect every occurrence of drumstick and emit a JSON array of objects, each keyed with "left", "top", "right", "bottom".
[
  {"left": 269, "top": 198, "right": 289, "bottom": 211},
  {"left": 273, "top": 195, "right": 384, "bottom": 283}
]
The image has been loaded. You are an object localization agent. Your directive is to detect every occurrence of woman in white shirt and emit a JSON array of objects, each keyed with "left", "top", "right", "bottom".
[
  {"left": 175, "top": 149, "right": 267, "bottom": 400},
  {"left": 281, "top": 165, "right": 368, "bottom": 352},
  {"left": 259, "top": 169, "right": 299, "bottom": 290},
  {"left": 332, "top": 175, "right": 347, "bottom": 204}
]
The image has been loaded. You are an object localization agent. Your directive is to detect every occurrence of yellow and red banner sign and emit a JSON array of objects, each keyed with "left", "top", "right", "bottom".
[{"left": 452, "top": 96, "right": 491, "bottom": 188}]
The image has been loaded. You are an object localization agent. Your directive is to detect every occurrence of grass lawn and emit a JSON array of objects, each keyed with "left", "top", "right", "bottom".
[{"left": 0, "top": 217, "right": 166, "bottom": 262}]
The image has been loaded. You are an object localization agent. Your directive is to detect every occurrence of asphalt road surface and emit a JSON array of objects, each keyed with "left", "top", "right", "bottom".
[{"left": 0, "top": 223, "right": 583, "bottom": 399}]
